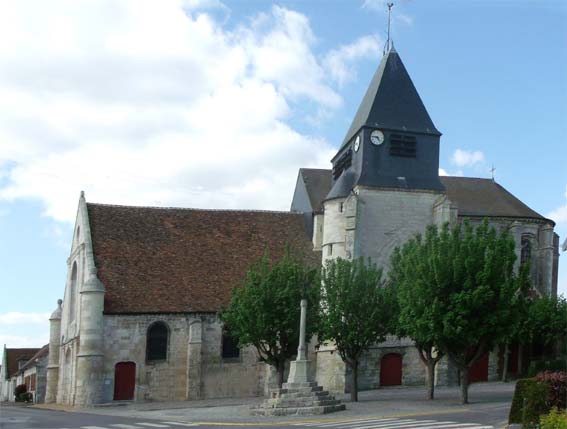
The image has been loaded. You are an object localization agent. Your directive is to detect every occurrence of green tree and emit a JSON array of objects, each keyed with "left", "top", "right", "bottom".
[
  {"left": 392, "top": 221, "right": 521, "bottom": 404},
  {"left": 390, "top": 231, "right": 447, "bottom": 400},
  {"left": 220, "top": 247, "right": 320, "bottom": 387},
  {"left": 501, "top": 264, "right": 531, "bottom": 382},
  {"left": 319, "top": 257, "right": 397, "bottom": 402},
  {"left": 525, "top": 295, "right": 567, "bottom": 358}
]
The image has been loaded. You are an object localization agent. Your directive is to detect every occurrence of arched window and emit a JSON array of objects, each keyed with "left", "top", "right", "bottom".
[
  {"left": 521, "top": 235, "right": 532, "bottom": 266},
  {"left": 146, "top": 322, "right": 168, "bottom": 362},
  {"left": 69, "top": 262, "right": 77, "bottom": 321},
  {"left": 222, "top": 327, "right": 240, "bottom": 359}
]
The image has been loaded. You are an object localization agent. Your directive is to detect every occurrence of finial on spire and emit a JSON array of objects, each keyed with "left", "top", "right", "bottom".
[
  {"left": 384, "top": 2, "right": 394, "bottom": 56},
  {"left": 490, "top": 165, "right": 496, "bottom": 181},
  {"left": 80, "top": 190, "right": 85, "bottom": 199}
]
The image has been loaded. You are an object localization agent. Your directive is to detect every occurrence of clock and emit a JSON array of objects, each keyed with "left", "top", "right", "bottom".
[
  {"left": 353, "top": 135, "right": 360, "bottom": 152},
  {"left": 370, "top": 130, "right": 385, "bottom": 146}
]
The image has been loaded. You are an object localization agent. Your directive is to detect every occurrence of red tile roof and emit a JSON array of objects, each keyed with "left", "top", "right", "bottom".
[
  {"left": 87, "top": 204, "right": 318, "bottom": 314},
  {"left": 4, "top": 348, "right": 40, "bottom": 378},
  {"left": 17, "top": 344, "right": 49, "bottom": 373}
]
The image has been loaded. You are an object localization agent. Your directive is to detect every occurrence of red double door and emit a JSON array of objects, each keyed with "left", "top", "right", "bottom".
[{"left": 114, "top": 362, "right": 136, "bottom": 400}]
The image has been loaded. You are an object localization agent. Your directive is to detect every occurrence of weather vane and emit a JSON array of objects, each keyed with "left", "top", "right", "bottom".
[
  {"left": 490, "top": 165, "right": 496, "bottom": 181},
  {"left": 384, "top": 2, "right": 394, "bottom": 55}
]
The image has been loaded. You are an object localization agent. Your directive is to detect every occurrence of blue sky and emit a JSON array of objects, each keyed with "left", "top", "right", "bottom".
[{"left": 0, "top": 0, "right": 566, "bottom": 348}]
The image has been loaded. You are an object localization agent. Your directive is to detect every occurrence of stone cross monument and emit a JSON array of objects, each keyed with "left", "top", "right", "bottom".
[
  {"left": 287, "top": 296, "right": 311, "bottom": 383},
  {"left": 251, "top": 280, "right": 345, "bottom": 416}
]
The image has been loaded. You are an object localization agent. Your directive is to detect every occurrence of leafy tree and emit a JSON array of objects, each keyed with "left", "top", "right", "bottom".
[
  {"left": 525, "top": 295, "right": 567, "bottom": 358},
  {"left": 392, "top": 221, "right": 521, "bottom": 404},
  {"left": 319, "top": 257, "right": 397, "bottom": 402},
  {"left": 390, "top": 231, "right": 447, "bottom": 400},
  {"left": 220, "top": 247, "right": 320, "bottom": 387},
  {"left": 500, "top": 264, "right": 531, "bottom": 382}
]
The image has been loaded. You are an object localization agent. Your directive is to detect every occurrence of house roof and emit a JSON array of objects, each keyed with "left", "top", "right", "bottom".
[
  {"left": 298, "top": 169, "right": 550, "bottom": 223},
  {"left": 440, "top": 177, "right": 548, "bottom": 222},
  {"left": 342, "top": 46, "right": 440, "bottom": 148},
  {"left": 87, "top": 203, "right": 317, "bottom": 314},
  {"left": 299, "top": 168, "right": 333, "bottom": 212},
  {"left": 17, "top": 344, "right": 48, "bottom": 373},
  {"left": 4, "top": 348, "right": 40, "bottom": 378}
]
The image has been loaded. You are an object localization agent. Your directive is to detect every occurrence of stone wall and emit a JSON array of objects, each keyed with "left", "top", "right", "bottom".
[
  {"left": 353, "top": 187, "right": 443, "bottom": 272},
  {"left": 102, "top": 314, "right": 268, "bottom": 403}
]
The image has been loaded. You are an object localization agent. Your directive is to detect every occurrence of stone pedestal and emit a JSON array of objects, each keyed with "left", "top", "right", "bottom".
[
  {"left": 251, "top": 297, "right": 345, "bottom": 416},
  {"left": 251, "top": 381, "right": 345, "bottom": 416}
]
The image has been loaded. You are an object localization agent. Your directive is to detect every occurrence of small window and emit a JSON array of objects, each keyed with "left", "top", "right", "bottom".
[
  {"left": 339, "top": 202, "right": 344, "bottom": 213},
  {"left": 222, "top": 329, "right": 240, "bottom": 359},
  {"left": 332, "top": 149, "right": 353, "bottom": 179},
  {"left": 146, "top": 321, "right": 168, "bottom": 361},
  {"left": 328, "top": 243, "right": 333, "bottom": 256},
  {"left": 521, "top": 236, "right": 532, "bottom": 266},
  {"left": 390, "top": 134, "right": 417, "bottom": 158}
]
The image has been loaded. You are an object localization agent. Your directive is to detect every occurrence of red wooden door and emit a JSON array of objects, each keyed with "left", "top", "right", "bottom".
[
  {"left": 114, "top": 362, "right": 136, "bottom": 400},
  {"left": 469, "top": 352, "right": 489, "bottom": 383},
  {"left": 380, "top": 353, "right": 403, "bottom": 386}
]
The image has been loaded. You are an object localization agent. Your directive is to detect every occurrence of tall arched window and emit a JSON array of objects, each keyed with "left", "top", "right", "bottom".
[
  {"left": 521, "top": 235, "right": 532, "bottom": 266},
  {"left": 146, "top": 322, "right": 168, "bottom": 362},
  {"left": 69, "top": 262, "right": 77, "bottom": 321}
]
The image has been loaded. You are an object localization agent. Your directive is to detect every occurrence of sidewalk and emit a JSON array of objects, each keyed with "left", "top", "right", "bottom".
[{"left": 38, "top": 382, "right": 515, "bottom": 424}]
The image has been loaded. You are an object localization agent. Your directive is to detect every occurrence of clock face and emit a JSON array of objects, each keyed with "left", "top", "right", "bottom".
[
  {"left": 353, "top": 135, "right": 360, "bottom": 152},
  {"left": 370, "top": 130, "right": 385, "bottom": 146}
]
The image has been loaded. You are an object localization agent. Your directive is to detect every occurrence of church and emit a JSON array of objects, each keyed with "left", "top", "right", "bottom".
[{"left": 45, "top": 46, "right": 559, "bottom": 406}]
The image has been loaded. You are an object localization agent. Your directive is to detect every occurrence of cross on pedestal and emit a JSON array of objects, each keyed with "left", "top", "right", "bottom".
[{"left": 287, "top": 297, "right": 312, "bottom": 383}]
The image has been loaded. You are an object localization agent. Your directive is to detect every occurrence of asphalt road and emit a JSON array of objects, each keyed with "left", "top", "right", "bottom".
[{"left": 0, "top": 405, "right": 509, "bottom": 429}]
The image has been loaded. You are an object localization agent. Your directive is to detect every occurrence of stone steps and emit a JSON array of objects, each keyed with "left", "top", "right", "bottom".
[
  {"left": 264, "top": 398, "right": 341, "bottom": 407},
  {"left": 278, "top": 390, "right": 331, "bottom": 399},
  {"left": 251, "top": 403, "right": 346, "bottom": 416},
  {"left": 252, "top": 380, "right": 345, "bottom": 416}
]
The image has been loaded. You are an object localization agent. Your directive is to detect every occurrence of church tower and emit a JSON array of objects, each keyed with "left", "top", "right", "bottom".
[
  {"left": 321, "top": 46, "right": 449, "bottom": 267},
  {"left": 316, "top": 46, "right": 452, "bottom": 392}
]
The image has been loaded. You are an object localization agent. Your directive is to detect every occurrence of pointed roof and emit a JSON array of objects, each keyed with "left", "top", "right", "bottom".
[{"left": 342, "top": 46, "right": 440, "bottom": 147}]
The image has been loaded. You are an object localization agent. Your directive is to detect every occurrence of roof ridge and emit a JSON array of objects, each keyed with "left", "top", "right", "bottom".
[
  {"left": 441, "top": 176, "right": 494, "bottom": 181},
  {"left": 86, "top": 202, "right": 298, "bottom": 215}
]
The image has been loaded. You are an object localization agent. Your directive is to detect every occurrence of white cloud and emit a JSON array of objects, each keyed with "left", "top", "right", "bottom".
[
  {"left": 0, "top": 312, "right": 50, "bottom": 325},
  {"left": 451, "top": 149, "right": 485, "bottom": 168},
  {"left": 324, "top": 35, "right": 382, "bottom": 87},
  {"left": 439, "top": 168, "right": 448, "bottom": 176},
  {"left": 0, "top": 2, "right": 379, "bottom": 223},
  {"left": 0, "top": 312, "right": 50, "bottom": 349},
  {"left": 547, "top": 185, "right": 567, "bottom": 226}
]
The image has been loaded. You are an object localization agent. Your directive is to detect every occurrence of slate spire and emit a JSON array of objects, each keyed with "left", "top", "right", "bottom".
[{"left": 341, "top": 46, "right": 440, "bottom": 148}]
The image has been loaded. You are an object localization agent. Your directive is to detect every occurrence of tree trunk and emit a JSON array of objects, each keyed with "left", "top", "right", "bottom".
[
  {"left": 350, "top": 361, "right": 359, "bottom": 402},
  {"left": 426, "top": 360, "right": 436, "bottom": 400},
  {"left": 501, "top": 343, "right": 509, "bottom": 382},
  {"left": 459, "top": 367, "right": 469, "bottom": 404},
  {"left": 517, "top": 343, "right": 524, "bottom": 377},
  {"left": 276, "top": 361, "right": 285, "bottom": 388}
]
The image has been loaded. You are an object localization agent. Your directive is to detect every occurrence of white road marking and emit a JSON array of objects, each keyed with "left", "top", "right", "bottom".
[
  {"left": 294, "top": 420, "right": 494, "bottom": 429},
  {"left": 348, "top": 421, "right": 438, "bottom": 429},
  {"left": 110, "top": 424, "right": 144, "bottom": 429},
  {"left": 334, "top": 420, "right": 422, "bottom": 428},
  {"left": 161, "top": 422, "right": 199, "bottom": 427},
  {"left": 136, "top": 424, "right": 171, "bottom": 428},
  {"left": 307, "top": 419, "right": 406, "bottom": 427},
  {"left": 81, "top": 426, "right": 111, "bottom": 429}
]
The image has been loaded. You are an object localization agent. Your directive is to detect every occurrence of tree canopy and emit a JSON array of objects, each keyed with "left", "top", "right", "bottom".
[
  {"left": 391, "top": 221, "right": 522, "bottom": 404},
  {"left": 319, "top": 257, "right": 397, "bottom": 401},
  {"left": 220, "top": 247, "right": 320, "bottom": 387}
]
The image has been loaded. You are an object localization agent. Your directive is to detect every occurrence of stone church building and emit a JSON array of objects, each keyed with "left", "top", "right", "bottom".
[{"left": 45, "top": 47, "right": 559, "bottom": 406}]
